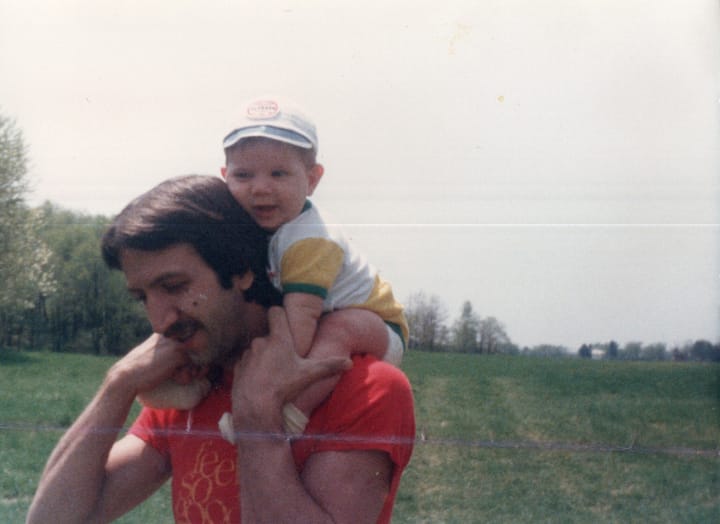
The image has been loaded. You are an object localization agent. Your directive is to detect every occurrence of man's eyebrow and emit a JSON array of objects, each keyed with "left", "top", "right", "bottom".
[{"left": 127, "top": 271, "right": 188, "bottom": 293}]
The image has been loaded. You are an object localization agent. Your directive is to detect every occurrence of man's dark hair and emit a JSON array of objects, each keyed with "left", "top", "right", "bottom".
[{"left": 101, "top": 175, "right": 280, "bottom": 307}]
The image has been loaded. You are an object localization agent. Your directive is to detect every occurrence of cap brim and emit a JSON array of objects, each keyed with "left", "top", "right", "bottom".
[{"left": 223, "top": 125, "right": 314, "bottom": 150}]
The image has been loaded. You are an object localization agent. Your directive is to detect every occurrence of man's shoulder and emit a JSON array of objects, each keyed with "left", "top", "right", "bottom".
[
  {"left": 344, "top": 354, "right": 410, "bottom": 387},
  {"left": 326, "top": 355, "right": 413, "bottom": 416},
  {"left": 297, "top": 354, "right": 415, "bottom": 468}
]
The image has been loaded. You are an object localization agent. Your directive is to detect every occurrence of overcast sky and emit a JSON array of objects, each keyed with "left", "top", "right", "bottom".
[{"left": 1, "top": 0, "right": 718, "bottom": 350}]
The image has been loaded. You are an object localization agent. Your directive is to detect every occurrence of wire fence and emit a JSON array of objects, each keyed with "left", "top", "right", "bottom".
[{"left": 2, "top": 422, "right": 717, "bottom": 458}]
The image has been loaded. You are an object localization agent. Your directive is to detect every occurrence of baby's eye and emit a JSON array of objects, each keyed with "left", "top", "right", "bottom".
[
  {"left": 232, "top": 172, "right": 252, "bottom": 180},
  {"left": 271, "top": 170, "right": 288, "bottom": 178}
]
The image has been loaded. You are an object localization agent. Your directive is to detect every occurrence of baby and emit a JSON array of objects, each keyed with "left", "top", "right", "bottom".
[
  {"left": 140, "top": 96, "right": 408, "bottom": 438},
  {"left": 220, "top": 96, "right": 407, "bottom": 434}
]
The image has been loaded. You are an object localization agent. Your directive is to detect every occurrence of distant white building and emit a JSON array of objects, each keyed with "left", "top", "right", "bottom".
[{"left": 591, "top": 348, "right": 606, "bottom": 360}]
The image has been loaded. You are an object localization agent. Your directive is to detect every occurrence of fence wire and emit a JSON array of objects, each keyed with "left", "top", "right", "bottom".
[{"left": 2, "top": 422, "right": 717, "bottom": 458}]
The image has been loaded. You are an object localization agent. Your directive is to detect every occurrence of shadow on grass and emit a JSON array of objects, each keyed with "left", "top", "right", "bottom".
[{"left": 0, "top": 350, "right": 37, "bottom": 366}]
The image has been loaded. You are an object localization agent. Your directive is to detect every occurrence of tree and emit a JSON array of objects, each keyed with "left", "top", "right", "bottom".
[
  {"left": 0, "top": 112, "right": 29, "bottom": 266},
  {"left": 3, "top": 207, "right": 57, "bottom": 348},
  {"left": 451, "top": 301, "right": 480, "bottom": 352},
  {"left": 405, "top": 291, "right": 448, "bottom": 351},
  {"left": 641, "top": 343, "right": 667, "bottom": 361},
  {"left": 671, "top": 347, "right": 688, "bottom": 361},
  {"left": 0, "top": 112, "right": 28, "bottom": 213},
  {"left": 607, "top": 340, "right": 619, "bottom": 359},
  {"left": 620, "top": 341, "right": 643, "bottom": 361},
  {"left": 38, "top": 204, "right": 149, "bottom": 354},
  {"left": 0, "top": 112, "right": 51, "bottom": 348},
  {"left": 690, "top": 340, "right": 720, "bottom": 362},
  {"left": 477, "top": 316, "right": 510, "bottom": 354},
  {"left": 578, "top": 344, "right": 592, "bottom": 359}
]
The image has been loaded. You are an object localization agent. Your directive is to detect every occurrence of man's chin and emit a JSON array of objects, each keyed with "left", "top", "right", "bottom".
[{"left": 188, "top": 341, "right": 235, "bottom": 368}]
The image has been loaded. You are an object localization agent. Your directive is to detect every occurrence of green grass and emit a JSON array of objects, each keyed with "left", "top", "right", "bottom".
[
  {"left": 0, "top": 351, "right": 169, "bottom": 523},
  {"left": 395, "top": 352, "right": 719, "bottom": 523},
  {"left": 1, "top": 350, "right": 718, "bottom": 522}
]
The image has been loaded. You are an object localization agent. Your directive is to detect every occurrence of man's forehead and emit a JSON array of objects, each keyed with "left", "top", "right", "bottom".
[{"left": 120, "top": 244, "right": 204, "bottom": 286}]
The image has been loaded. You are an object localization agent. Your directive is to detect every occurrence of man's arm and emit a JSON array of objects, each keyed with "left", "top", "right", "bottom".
[
  {"left": 231, "top": 307, "right": 390, "bottom": 523},
  {"left": 239, "top": 440, "right": 391, "bottom": 524},
  {"left": 27, "top": 334, "right": 185, "bottom": 523},
  {"left": 301, "top": 449, "right": 392, "bottom": 522}
]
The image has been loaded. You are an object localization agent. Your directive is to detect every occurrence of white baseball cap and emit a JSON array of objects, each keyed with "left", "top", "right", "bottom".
[{"left": 222, "top": 96, "right": 318, "bottom": 151}]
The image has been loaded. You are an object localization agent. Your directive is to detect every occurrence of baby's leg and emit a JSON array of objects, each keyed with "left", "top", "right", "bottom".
[{"left": 287, "top": 309, "right": 389, "bottom": 430}]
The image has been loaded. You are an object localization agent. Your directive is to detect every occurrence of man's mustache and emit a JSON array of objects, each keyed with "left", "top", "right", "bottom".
[{"left": 164, "top": 320, "right": 199, "bottom": 341}]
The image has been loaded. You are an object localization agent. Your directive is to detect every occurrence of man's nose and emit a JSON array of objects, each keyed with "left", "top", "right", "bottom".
[{"left": 145, "top": 295, "right": 180, "bottom": 335}]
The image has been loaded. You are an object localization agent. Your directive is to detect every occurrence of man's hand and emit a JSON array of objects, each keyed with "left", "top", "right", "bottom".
[
  {"left": 231, "top": 307, "right": 352, "bottom": 433},
  {"left": 110, "top": 333, "right": 192, "bottom": 398}
]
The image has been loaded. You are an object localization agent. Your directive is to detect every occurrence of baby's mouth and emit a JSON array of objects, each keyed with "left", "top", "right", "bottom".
[{"left": 253, "top": 205, "right": 276, "bottom": 216}]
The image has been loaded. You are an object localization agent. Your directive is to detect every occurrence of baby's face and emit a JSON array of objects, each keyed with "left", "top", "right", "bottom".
[{"left": 223, "top": 138, "right": 322, "bottom": 232}]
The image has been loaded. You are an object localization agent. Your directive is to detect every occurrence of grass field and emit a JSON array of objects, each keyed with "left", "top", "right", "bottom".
[{"left": 1, "top": 350, "right": 718, "bottom": 523}]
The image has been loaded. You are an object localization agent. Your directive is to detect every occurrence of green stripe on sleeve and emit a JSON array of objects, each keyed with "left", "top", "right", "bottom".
[
  {"left": 283, "top": 283, "right": 328, "bottom": 299},
  {"left": 386, "top": 321, "right": 407, "bottom": 350}
]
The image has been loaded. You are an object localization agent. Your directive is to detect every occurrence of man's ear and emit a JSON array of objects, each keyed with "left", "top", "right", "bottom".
[
  {"left": 307, "top": 164, "right": 324, "bottom": 196},
  {"left": 220, "top": 166, "right": 228, "bottom": 180},
  {"left": 233, "top": 271, "right": 255, "bottom": 291}
]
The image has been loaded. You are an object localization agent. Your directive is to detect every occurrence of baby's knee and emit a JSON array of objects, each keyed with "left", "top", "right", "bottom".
[{"left": 316, "top": 309, "right": 388, "bottom": 356}]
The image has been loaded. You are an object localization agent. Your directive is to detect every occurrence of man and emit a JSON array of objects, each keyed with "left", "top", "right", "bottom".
[{"left": 27, "top": 175, "right": 415, "bottom": 523}]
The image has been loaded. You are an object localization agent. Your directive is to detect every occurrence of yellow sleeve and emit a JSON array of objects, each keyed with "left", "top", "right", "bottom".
[{"left": 280, "top": 238, "right": 344, "bottom": 297}]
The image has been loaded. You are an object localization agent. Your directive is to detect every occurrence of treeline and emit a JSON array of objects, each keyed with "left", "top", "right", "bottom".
[
  {"left": 2, "top": 113, "right": 718, "bottom": 360},
  {"left": 0, "top": 112, "right": 149, "bottom": 354},
  {"left": 404, "top": 292, "right": 515, "bottom": 354},
  {"left": 404, "top": 291, "right": 570, "bottom": 356},
  {"left": 577, "top": 340, "right": 720, "bottom": 363},
  {"left": 404, "top": 291, "right": 720, "bottom": 363},
  {"left": 1, "top": 203, "right": 150, "bottom": 354}
]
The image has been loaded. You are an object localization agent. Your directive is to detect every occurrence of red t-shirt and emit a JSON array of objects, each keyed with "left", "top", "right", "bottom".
[{"left": 130, "top": 354, "right": 415, "bottom": 523}]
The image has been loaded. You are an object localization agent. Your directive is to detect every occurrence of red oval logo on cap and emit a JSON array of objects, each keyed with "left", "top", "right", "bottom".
[{"left": 246, "top": 100, "right": 279, "bottom": 120}]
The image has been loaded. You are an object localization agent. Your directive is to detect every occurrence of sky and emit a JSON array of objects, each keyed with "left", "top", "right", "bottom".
[{"left": 0, "top": 0, "right": 718, "bottom": 350}]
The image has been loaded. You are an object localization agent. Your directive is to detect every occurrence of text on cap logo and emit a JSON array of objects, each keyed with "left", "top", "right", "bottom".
[{"left": 246, "top": 100, "right": 280, "bottom": 120}]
